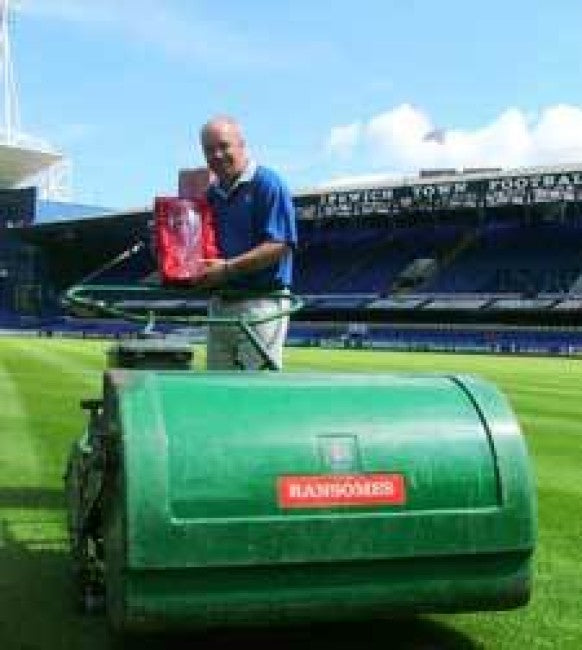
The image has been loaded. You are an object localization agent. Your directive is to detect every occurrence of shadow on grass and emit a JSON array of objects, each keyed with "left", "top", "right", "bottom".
[
  {"left": 0, "top": 492, "right": 111, "bottom": 650},
  {"left": 0, "top": 489, "right": 480, "bottom": 650},
  {"left": 119, "top": 617, "right": 481, "bottom": 650}
]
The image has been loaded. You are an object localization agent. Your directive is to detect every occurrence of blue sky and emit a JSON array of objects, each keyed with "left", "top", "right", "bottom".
[{"left": 9, "top": 0, "right": 582, "bottom": 208}]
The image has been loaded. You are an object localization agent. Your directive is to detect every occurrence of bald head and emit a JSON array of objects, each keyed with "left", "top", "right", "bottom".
[
  {"left": 200, "top": 116, "right": 248, "bottom": 187},
  {"left": 200, "top": 115, "right": 242, "bottom": 142}
]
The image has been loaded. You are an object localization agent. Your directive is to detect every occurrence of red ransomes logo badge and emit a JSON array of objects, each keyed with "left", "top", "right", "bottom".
[{"left": 277, "top": 474, "right": 406, "bottom": 508}]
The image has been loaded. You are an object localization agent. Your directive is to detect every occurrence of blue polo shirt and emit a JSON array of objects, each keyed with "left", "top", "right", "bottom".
[{"left": 206, "top": 163, "right": 297, "bottom": 291}]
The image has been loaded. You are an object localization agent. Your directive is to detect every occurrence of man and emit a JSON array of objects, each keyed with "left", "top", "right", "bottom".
[{"left": 194, "top": 115, "right": 297, "bottom": 370}]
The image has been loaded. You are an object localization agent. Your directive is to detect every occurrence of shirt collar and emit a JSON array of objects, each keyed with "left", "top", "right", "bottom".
[{"left": 212, "top": 160, "right": 257, "bottom": 199}]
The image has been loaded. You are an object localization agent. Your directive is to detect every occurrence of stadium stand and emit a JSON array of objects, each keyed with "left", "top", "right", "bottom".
[{"left": 2, "top": 165, "right": 582, "bottom": 353}]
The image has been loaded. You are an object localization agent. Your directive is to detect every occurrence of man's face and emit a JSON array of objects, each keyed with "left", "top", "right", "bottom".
[{"left": 201, "top": 121, "right": 247, "bottom": 186}]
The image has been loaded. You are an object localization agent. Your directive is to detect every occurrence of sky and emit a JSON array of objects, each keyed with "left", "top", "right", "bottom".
[{"left": 6, "top": 0, "right": 582, "bottom": 209}]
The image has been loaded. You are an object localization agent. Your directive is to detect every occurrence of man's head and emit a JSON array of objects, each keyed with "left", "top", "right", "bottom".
[{"left": 200, "top": 116, "right": 248, "bottom": 187}]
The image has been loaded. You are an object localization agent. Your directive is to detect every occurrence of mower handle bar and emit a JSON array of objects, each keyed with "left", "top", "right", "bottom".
[{"left": 61, "top": 283, "right": 304, "bottom": 371}]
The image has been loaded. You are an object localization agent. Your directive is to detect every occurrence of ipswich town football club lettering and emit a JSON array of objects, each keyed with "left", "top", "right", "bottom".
[{"left": 295, "top": 169, "right": 582, "bottom": 218}]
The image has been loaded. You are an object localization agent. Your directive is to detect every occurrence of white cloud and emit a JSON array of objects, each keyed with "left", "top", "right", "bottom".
[
  {"left": 314, "top": 172, "right": 403, "bottom": 191},
  {"left": 531, "top": 104, "right": 582, "bottom": 162},
  {"left": 327, "top": 122, "right": 362, "bottom": 157},
  {"left": 325, "top": 103, "right": 582, "bottom": 175}
]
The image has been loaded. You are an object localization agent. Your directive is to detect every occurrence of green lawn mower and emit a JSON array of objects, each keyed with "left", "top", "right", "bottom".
[{"left": 62, "top": 283, "right": 536, "bottom": 634}]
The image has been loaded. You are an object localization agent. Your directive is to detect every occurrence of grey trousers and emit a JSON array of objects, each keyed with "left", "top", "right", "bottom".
[{"left": 206, "top": 293, "right": 290, "bottom": 370}]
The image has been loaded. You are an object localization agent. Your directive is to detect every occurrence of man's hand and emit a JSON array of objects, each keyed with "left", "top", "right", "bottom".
[
  {"left": 189, "top": 241, "right": 289, "bottom": 289},
  {"left": 190, "top": 258, "right": 228, "bottom": 289}
]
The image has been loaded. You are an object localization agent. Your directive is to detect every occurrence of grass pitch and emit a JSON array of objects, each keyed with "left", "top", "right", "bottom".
[{"left": 0, "top": 337, "right": 580, "bottom": 649}]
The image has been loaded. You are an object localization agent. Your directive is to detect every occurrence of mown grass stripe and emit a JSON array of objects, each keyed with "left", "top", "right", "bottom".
[
  {"left": 1, "top": 338, "right": 103, "bottom": 385},
  {"left": 0, "top": 356, "right": 40, "bottom": 485}
]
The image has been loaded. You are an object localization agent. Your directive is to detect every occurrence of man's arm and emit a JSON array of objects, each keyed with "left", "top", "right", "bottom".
[
  {"left": 224, "top": 240, "right": 289, "bottom": 275},
  {"left": 194, "top": 240, "right": 290, "bottom": 288}
]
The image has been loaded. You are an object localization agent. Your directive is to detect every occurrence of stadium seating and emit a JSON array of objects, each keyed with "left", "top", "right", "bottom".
[
  {"left": 4, "top": 188, "right": 582, "bottom": 351},
  {"left": 295, "top": 218, "right": 582, "bottom": 298}
]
